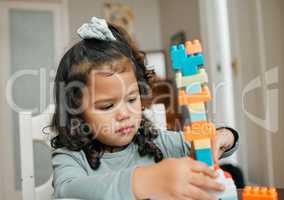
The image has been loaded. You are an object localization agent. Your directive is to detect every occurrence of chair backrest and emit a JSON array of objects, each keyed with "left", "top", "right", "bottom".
[
  {"left": 19, "top": 104, "right": 55, "bottom": 200},
  {"left": 143, "top": 103, "right": 167, "bottom": 130}
]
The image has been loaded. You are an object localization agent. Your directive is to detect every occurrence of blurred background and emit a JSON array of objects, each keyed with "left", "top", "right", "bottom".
[{"left": 0, "top": 0, "right": 283, "bottom": 199}]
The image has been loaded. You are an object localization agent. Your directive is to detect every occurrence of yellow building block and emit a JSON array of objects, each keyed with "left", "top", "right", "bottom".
[
  {"left": 175, "top": 71, "right": 182, "bottom": 88},
  {"left": 188, "top": 103, "right": 206, "bottom": 113},
  {"left": 177, "top": 68, "right": 208, "bottom": 88},
  {"left": 193, "top": 138, "right": 211, "bottom": 150}
]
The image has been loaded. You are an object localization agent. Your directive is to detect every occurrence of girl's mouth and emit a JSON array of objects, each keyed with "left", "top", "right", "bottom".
[{"left": 116, "top": 125, "right": 134, "bottom": 134}]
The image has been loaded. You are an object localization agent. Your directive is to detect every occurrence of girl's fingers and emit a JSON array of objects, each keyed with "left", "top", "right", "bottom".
[
  {"left": 188, "top": 159, "right": 216, "bottom": 178},
  {"left": 189, "top": 172, "right": 225, "bottom": 191},
  {"left": 179, "top": 196, "right": 194, "bottom": 200},
  {"left": 184, "top": 184, "right": 216, "bottom": 200},
  {"left": 211, "top": 138, "right": 219, "bottom": 163}
]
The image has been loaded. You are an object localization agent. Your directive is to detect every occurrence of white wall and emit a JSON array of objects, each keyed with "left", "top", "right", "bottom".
[
  {"left": 0, "top": 0, "right": 163, "bottom": 51},
  {"left": 229, "top": 0, "right": 284, "bottom": 187},
  {"left": 159, "top": 0, "right": 201, "bottom": 78},
  {"left": 229, "top": 0, "right": 268, "bottom": 185},
  {"left": 260, "top": 0, "right": 284, "bottom": 187},
  {"left": 67, "top": 0, "right": 162, "bottom": 51}
]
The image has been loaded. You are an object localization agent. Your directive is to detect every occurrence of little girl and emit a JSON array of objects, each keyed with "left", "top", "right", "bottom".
[{"left": 51, "top": 17, "right": 239, "bottom": 200}]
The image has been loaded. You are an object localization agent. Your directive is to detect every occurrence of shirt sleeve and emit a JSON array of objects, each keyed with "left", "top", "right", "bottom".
[
  {"left": 153, "top": 130, "right": 191, "bottom": 158},
  {"left": 52, "top": 149, "right": 137, "bottom": 200},
  {"left": 216, "top": 127, "right": 240, "bottom": 159},
  {"left": 154, "top": 127, "right": 239, "bottom": 160}
]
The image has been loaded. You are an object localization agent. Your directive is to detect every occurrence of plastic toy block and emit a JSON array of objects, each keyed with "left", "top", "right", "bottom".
[
  {"left": 183, "top": 121, "right": 216, "bottom": 141},
  {"left": 170, "top": 44, "right": 205, "bottom": 76},
  {"left": 178, "top": 90, "right": 186, "bottom": 105},
  {"left": 180, "top": 105, "right": 191, "bottom": 127},
  {"left": 181, "top": 61, "right": 199, "bottom": 76},
  {"left": 188, "top": 103, "right": 206, "bottom": 113},
  {"left": 190, "top": 112, "right": 207, "bottom": 122},
  {"left": 193, "top": 138, "right": 211, "bottom": 150},
  {"left": 177, "top": 68, "right": 208, "bottom": 88},
  {"left": 175, "top": 71, "right": 182, "bottom": 88},
  {"left": 242, "top": 186, "right": 278, "bottom": 200},
  {"left": 188, "top": 86, "right": 211, "bottom": 103},
  {"left": 182, "top": 53, "right": 204, "bottom": 76},
  {"left": 178, "top": 86, "right": 211, "bottom": 105},
  {"left": 181, "top": 104, "right": 207, "bottom": 125},
  {"left": 195, "top": 148, "right": 213, "bottom": 166},
  {"left": 185, "top": 83, "right": 202, "bottom": 95},
  {"left": 170, "top": 44, "right": 187, "bottom": 70},
  {"left": 185, "top": 40, "right": 202, "bottom": 55}
]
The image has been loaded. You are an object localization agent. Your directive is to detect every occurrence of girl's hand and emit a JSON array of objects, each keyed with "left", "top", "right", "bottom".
[
  {"left": 133, "top": 157, "right": 224, "bottom": 200},
  {"left": 213, "top": 128, "right": 235, "bottom": 162}
]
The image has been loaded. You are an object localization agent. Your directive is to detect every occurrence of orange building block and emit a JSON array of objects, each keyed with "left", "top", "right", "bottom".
[
  {"left": 242, "top": 186, "right": 278, "bottom": 200},
  {"left": 183, "top": 121, "right": 216, "bottom": 141},
  {"left": 178, "top": 86, "right": 211, "bottom": 105},
  {"left": 185, "top": 40, "right": 202, "bottom": 55}
]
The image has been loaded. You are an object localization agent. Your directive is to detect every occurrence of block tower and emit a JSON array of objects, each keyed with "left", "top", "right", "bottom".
[{"left": 170, "top": 40, "right": 238, "bottom": 200}]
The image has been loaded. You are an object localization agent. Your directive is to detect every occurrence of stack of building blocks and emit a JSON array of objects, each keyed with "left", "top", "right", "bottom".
[
  {"left": 170, "top": 39, "right": 217, "bottom": 169},
  {"left": 242, "top": 186, "right": 278, "bottom": 200},
  {"left": 170, "top": 39, "right": 238, "bottom": 200}
]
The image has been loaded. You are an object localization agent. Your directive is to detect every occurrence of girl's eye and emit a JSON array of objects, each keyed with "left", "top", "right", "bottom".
[
  {"left": 99, "top": 104, "right": 113, "bottom": 110},
  {"left": 128, "top": 97, "right": 137, "bottom": 103}
]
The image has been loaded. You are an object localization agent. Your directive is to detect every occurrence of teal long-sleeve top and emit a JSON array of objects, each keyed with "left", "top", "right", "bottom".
[{"left": 52, "top": 129, "right": 239, "bottom": 200}]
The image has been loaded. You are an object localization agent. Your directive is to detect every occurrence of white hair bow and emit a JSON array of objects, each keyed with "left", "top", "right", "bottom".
[{"left": 77, "top": 17, "right": 116, "bottom": 41}]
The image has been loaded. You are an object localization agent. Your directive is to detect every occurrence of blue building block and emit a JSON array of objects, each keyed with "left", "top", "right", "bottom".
[
  {"left": 170, "top": 44, "right": 187, "bottom": 70},
  {"left": 183, "top": 53, "right": 204, "bottom": 76},
  {"left": 186, "top": 83, "right": 202, "bottom": 95},
  {"left": 181, "top": 56, "right": 199, "bottom": 76},
  {"left": 190, "top": 112, "right": 207, "bottom": 122},
  {"left": 195, "top": 148, "right": 213, "bottom": 166},
  {"left": 170, "top": 45, "right": 205, "bottom": 76}
]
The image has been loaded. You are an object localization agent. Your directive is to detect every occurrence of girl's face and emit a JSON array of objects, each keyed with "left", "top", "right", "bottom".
[{"left": 82, "top": 58, "right": 142, "bottom": 148}]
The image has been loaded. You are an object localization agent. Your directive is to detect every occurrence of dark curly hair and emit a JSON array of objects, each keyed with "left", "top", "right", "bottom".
[{"left": 50, "top": 23, "right": 164, "bottom": 170}]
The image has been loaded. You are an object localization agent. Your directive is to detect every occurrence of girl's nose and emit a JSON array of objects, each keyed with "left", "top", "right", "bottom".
[{"left": 115, "top": 107, "right": 130, "bottom": 121}]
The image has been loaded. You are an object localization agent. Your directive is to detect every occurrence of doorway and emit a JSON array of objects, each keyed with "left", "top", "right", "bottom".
[{"left": 0, "top": 1, "right": 68, "bottom": 199}]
